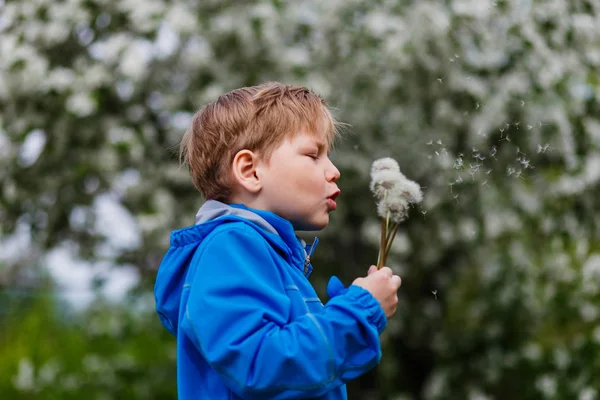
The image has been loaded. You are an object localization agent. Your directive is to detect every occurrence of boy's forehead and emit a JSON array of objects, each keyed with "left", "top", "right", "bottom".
[{"left": 295, "top": 131, "right": 329, "bottom": 149}]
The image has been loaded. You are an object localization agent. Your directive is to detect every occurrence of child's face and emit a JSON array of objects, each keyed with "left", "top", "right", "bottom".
[{"left": 257, "top": 131, "right": 341, "bottom": 230}]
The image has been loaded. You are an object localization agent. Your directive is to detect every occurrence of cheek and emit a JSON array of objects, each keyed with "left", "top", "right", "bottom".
[{"left": 298, "top": 173, "right": 324, "bottom": 196}]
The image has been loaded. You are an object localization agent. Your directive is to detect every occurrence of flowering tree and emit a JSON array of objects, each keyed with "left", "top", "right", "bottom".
[{"left": 1, "top": 0, "right": 599, "bottom": 398}]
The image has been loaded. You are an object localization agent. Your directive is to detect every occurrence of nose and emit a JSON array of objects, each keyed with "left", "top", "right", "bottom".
[{"left": 326, "top": 159, "right": 340, "bottom": 183}]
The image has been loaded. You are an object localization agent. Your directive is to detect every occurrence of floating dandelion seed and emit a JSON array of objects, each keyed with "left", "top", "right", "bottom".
[
  {"left": 527, "top": 124, "right": 534, "bottom": 130},
  {"left": 518, "top": 157, "right": 534, "bottom": 169},
  {"left": 482, "top": 180, "right": 489, "bottom": 186},
  {"left": 476, "top": 102, "right": 480, "bottom": 110},
  {"left": 486, "top": 169, "right": 492, "bottom": 175},
  {"left": 473, "top": 152, "right": 486, "bottom": 161},
  {"left": 426, "top": 140, "right": 433, "bottom": 145},
  {"left": 436, "top": 139, "right": 443, "bottom": 145},
  {"left": 537, "top": 143, "right": 552, "bottom": 153},
  {"left": 469, "top": 162, "right": 481, "bottom": 180},
  {"left": 489, "top": 146, "right": 498, "bottom": 159},
  {"left": 521, "top": 100, "right": 526, "bottom": 106},
  {"left": 453, "top": 157, "right": 464, "bottom": 169},
  {"left": 432, "top": 290, "right": 438, "bottom": 300},
  {"left": 437, "top": 76, "right": 446, "bottom": 83}
]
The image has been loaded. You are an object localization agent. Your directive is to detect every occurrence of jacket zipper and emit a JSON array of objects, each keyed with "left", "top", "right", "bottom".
[{"left": 303, "top": 238, "right": 318, "bottom": 275}]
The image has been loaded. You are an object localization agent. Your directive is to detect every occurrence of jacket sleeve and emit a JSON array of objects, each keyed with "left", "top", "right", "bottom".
[{"left": 180, "top": 225, "right": 387, "bottom": 400}]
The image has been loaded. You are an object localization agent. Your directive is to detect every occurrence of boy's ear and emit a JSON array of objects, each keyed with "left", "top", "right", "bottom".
[{"left": 231, "top": 150, "right": 261, "bottom": 193}]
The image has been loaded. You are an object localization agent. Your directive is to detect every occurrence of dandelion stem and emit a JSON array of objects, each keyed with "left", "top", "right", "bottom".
[
  {"left": 378, "top": 217, "right": 387, "bottom": 269},
  {"left": 384, "top": 223, "right": 400, "bottom": 263}
]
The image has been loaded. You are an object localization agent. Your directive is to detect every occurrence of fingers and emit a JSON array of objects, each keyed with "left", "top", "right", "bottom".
[
  {"left": 389, "top": 300, "right": 398, "bottom": 317},
  {"left": 368, "top": 265, "right": 378, "bottom": 275},
  {"left": 391, "top": 275, "right": 402, "bottom": 289},
  {"left": 379, "top": 266, "right": 393, "bottom": 278}
]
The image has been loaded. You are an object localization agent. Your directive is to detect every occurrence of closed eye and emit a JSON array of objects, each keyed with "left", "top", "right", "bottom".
[{"left": 306, "top": 154, "right": 319, "bottom": 160}]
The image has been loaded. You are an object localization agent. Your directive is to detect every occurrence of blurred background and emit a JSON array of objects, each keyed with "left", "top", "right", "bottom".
[{"left": 1, "top": 0, "right": 599, "bottom": 399}]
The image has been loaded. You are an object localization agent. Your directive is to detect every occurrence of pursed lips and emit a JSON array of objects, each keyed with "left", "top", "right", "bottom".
[
  {"left": 328, "top": 189, "right": 341, "bottom": 201},
  {"left": 326, "top": 189, "right": 341, "bottom": 210}
]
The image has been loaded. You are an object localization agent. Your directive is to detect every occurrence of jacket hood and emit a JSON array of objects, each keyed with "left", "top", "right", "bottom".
[{"left": 154, "top": 200, "right": 318, "bottom": 336}]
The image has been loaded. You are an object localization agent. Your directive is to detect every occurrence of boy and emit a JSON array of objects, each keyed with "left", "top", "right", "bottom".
[{"left": 154, "top": 82, "right": 402, "bottom": 399}]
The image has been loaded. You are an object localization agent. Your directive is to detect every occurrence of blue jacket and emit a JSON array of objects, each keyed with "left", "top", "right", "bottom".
[{"left": 154, "top": 200, "right": 387, "bottom": 399}]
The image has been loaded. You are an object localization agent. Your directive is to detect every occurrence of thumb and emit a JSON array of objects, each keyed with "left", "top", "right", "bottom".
[
  {"left": 326, "top": 276, "right": 346, "bottom": 298},
  {"left": 368, "top": 265, "right": 378, "bottom": 275}
]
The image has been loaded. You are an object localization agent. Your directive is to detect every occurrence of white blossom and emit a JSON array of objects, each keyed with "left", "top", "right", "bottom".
[
  {"left": 66, "top": 92, "right": 96, "bottom": 117},
  {"left": 165, "top": 3, "right": 198, "bottom": 34},
  {"left": 12, "top": 358, "right": 35, "bottom": 391}
]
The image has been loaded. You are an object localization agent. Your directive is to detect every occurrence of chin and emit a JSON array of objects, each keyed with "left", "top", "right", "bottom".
[{"left": 293, "top": 218, "right": 329, "bottom": 231}]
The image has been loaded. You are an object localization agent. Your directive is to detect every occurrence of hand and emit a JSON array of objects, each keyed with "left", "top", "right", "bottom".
[{"left": 352, "top": 266, "right": 401, "bottom": 318}]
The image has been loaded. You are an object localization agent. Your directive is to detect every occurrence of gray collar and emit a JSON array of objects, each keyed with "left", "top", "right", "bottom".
[{"left": 195, "top": 200, "right": 278, "bottom": 235}]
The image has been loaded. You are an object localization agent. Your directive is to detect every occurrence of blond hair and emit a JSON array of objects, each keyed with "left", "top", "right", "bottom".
[{"left": 180, "top": 81, "right": 341, "bottom": 201}]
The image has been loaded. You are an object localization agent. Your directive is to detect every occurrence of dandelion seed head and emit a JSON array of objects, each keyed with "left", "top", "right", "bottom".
[
  {"left": 370, "top": 157, "right": 422, "bottom": 221},
  {"left": 395, "top": 179, "right": 423, "bottom": 204},
  {"left": 369, "top": 169, "right": 400, "bottom": 199},
  {"left": 377, "top": 195, "right": 410, "bottom": 223},
  {"left": 371, "top": 157, "right": 400, "bottom": 176}
]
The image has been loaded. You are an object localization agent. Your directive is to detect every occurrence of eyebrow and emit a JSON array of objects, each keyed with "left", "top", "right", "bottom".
[{"left": 312, "top": 140, "right": 327, "bottom": 152}]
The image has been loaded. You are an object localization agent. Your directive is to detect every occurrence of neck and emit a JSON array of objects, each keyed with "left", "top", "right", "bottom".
[{"left": 227, "top": 191, "right": 269, "bottom": 212}]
